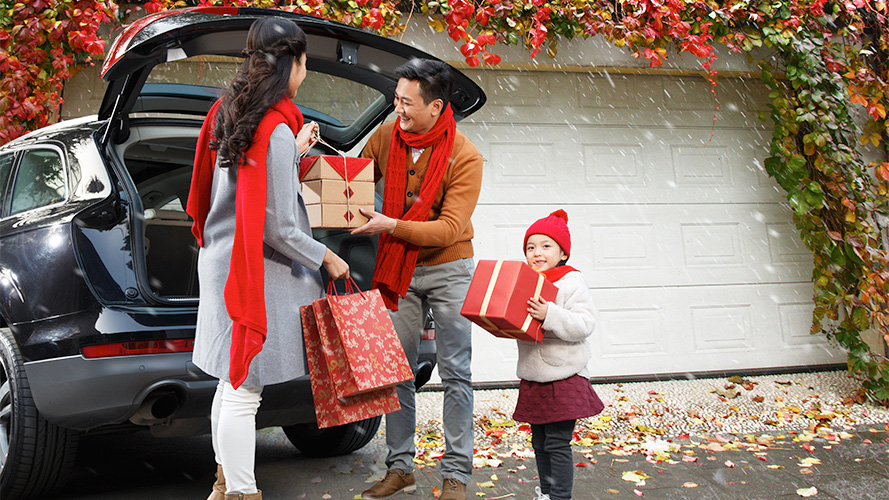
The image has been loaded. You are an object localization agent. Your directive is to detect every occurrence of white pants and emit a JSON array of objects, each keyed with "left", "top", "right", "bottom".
[{"left": 211, "top": 380, "right": 263, "bottom": 494}]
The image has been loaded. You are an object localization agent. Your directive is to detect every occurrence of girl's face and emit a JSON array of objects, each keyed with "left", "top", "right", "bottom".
[
  {"left": 525, "top": 234, "right": 567, "bottom": 272},
  {"left": 287, "top": 53, "right": 307, "bottom": 98}
]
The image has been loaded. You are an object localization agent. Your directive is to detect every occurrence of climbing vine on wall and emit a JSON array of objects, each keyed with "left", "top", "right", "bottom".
[{"left": 3, "top": 0, "right": 889, "bottom": 402}]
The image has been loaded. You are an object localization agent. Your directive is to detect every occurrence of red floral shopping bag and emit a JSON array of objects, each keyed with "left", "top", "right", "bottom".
[
  {"left": 313, "top": 278, "right": 414, "bottom": 398},
  {"left": 301, "top": 303, "right": 401, "bottom": 429}
]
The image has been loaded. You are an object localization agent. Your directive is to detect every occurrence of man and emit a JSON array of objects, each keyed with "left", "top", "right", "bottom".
[{"left": 351, "top": 58, "right": 483, "bottom": 500}]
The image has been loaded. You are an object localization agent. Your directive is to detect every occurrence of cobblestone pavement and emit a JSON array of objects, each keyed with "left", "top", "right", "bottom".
[{"left": 46, "top": 369, "right": 889, "bottom": 499}]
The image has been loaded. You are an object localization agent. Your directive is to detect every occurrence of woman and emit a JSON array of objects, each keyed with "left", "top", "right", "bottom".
[{"left": 186, "top": 17, "right": 349, "bottom": 500}]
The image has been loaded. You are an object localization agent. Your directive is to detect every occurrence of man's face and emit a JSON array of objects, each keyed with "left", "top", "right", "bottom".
[{"left": 393, "top": 78, "right": 441, "bottom": 135}]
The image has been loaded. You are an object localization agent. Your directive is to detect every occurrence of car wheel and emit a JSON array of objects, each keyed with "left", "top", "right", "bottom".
[
  {"left": 282, "top": 416, "right": 381, "bottom": 457},
  {"left": 0, "top": 328, "right": 79, "bottom": 500}
]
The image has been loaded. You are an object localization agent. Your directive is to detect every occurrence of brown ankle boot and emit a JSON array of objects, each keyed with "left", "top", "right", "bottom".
[
  {"left": 222, "top": 491, "right": 261, "bottom": 500},
  {"left": 207, "top": 464, "right": 225, "bottom": 500},
  {"left": 361, "top": 469, "right": 416, "bottom": 498}
]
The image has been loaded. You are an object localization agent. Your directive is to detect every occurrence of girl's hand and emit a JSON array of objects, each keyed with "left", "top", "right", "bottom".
[
  {"left": 322, "top": 248, "right": 349, "bottom": 280},
  {"left": 527, "top": 296, "right": 548, "bottom": 321},
  {"left": 296, "top": 121, "right": 319, "bottom": 155}
]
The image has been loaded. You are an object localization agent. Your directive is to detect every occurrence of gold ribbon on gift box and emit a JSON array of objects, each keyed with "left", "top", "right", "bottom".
[{"left": 478, "top": 261, "right": 546, "bottom": 339}]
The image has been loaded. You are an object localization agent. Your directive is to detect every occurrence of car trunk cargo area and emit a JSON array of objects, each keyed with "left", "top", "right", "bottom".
[{"left": 117, "top": 124, "right": 201, "bottom": 299}]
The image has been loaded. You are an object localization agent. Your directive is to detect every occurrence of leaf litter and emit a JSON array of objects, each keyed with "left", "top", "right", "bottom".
[{"left": 401, "top": 370, "right": 889, "bottom": 497}]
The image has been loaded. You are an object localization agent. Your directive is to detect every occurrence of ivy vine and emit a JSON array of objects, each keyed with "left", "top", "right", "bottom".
[{"left": 3, "top": 0, "right": 889, "bottom": 402}]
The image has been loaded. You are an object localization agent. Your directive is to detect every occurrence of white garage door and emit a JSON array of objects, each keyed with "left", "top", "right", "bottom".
[{"left": 457, "top": 70, "right": 846, "bottom": 383}]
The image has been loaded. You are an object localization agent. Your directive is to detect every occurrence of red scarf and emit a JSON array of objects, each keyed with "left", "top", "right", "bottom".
[
  {"left": 187, "top": 97, "right": 304, "bottom": 389},
  {"left": 373, "top": 104, "right": 456, "bottom": 310},
  {"left": 541, "top": 265, "right": 578, "bottom": 283}
]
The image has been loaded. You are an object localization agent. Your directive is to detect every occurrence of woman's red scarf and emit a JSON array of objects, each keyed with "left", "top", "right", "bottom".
[
  {"left": 541, "top": 265, "right": 578, "bottom": 283},
  {"left": 187, "top": 97, "right": 304, "bottom": 389},
  {"left": 373, "top": 104, "right": 456, "bottom": 310}
]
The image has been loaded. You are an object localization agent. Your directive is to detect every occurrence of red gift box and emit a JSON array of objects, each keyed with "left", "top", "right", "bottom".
[
  {"left": 460, "top": 260, "right": 557, "bottom": 342},
  {"left": 301, "top": 304, "right": 401, "bottom": 429}
]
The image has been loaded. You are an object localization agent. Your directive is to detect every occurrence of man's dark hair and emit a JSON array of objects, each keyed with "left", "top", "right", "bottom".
[{"left": 395, "top": 58, "right": 454, "bottom": 105}]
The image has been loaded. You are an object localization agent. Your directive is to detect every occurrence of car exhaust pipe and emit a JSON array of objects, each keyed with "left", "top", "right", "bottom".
[{"left": 130, "top": 391, "right": 180, "bottom": 425}]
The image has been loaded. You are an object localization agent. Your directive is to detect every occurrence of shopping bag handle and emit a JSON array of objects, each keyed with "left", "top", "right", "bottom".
[{"left": 326, "top": 276, "right": 364, "bottom": 297}]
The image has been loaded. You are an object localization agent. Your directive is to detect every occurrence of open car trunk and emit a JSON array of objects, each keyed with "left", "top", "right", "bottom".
[
  {"left": 99, "top": 7, "right": 485, "bottom": 302},
  {"left": 117, "top": 123, "right": 202, "bottom": 299}
]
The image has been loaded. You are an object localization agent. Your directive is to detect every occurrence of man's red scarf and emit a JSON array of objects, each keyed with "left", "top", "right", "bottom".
[
  {"left": 541, "top": 266, "right": 578, "bottom": 283},
  {"left": 187, "top": 97, "right": 304, "bottom": 389},
  {"left": 373, "top": 104, "right": 456, "bottom": 310}
]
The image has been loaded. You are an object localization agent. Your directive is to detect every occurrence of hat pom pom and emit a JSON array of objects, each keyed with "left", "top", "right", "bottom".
[{"left": 550, "top": 209, "right": 568, "bottom": 223}]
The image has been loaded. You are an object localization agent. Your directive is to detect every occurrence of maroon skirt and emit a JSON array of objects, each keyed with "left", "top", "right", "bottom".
[{"left": 513, "top": 374, "right": 605, "bottom": 425}]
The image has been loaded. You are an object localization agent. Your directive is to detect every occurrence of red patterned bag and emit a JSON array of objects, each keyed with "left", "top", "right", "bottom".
[
  {"left": 313, "top": 278, "right": 414, "bottom": 398},
  {"left": 301, "top": 303, "right": 401, "bottom": 429}
]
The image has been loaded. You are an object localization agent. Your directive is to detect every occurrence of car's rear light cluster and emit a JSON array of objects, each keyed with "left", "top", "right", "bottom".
[
  {"left": 82, "top": 339, "right": 195, "bottom": 358},
  {"left": 422, "top": 326, "right": 436, "bottom": 341}
]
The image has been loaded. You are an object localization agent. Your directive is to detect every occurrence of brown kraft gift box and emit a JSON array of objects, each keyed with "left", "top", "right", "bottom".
[{"left": 299, "top": 155, "right": 374, "bottom": 229}]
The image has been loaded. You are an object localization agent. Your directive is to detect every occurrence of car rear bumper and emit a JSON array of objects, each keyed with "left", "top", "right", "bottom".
[{"left": 24, "top": 353, "right": 316, "bottom": 431}]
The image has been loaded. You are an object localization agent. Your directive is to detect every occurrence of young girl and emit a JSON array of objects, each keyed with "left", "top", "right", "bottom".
[{"left": 513, "top": 210, "right": 604, "bottom": 500}]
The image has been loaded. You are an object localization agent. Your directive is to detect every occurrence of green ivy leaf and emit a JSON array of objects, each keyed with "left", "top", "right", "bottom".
[{"left": 852, "top": 307, "right": 870, "bottom": 330}]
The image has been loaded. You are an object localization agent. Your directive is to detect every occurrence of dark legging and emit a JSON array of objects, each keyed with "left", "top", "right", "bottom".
[{"left": 531, "top": 419, "right": 576, "bottom": 500}]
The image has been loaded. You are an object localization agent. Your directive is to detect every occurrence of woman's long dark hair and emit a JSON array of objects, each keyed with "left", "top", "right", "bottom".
[{"left": 210, "top": 17, "right": 307, "bottom": 168}]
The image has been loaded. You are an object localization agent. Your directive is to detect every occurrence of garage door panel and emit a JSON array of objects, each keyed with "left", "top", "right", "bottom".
[
  {"left": 468, "top": 283, "right": 843, "bottom": 383},
  {"left": 475, "top": 72, "right": 770, "bottom": 128},
  {"left": 464, "top": 124, "right": 780, "bottom": 204},
  {"left": 471, "top": 204, "right": 813, "bottom": 288},
  {"left": 456, "top": 70, "right": 838, "bottom": 383},
  {"left": 587, "top": 283, "right": 845, "bottom": 377}
]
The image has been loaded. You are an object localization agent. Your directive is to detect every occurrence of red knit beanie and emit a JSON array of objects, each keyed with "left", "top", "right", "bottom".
[{"left": 524, "top": 209, "right": 571, "bottom": 258}]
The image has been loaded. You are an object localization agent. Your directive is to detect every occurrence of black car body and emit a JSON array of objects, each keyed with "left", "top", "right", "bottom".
[{"left": 0, "top": 7, "right": 484, "bottom": 499}]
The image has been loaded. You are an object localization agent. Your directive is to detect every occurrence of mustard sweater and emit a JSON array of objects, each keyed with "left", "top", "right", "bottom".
[{"left": 361, "top": 121, "right": 483, "bottom": 266}]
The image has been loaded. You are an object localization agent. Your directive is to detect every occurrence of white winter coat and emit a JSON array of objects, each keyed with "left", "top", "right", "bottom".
[{"left": 515, "top": 270, "right": 595, "bottom": 383}]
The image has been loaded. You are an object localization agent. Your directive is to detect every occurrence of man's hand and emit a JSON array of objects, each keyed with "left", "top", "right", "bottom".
[{"left": 350, "top": 208, "right": 397, "bottom": 236}]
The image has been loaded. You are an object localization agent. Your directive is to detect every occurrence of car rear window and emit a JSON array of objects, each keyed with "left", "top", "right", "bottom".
[
  {"left": 0, "top": 153, "right": 13, "bottom": 215},
  {"left": 146, "top": 55, "right": 380, "bottom": 126},
  {"left": 9, "top": 148, "right": 66, "bottom": 216}
]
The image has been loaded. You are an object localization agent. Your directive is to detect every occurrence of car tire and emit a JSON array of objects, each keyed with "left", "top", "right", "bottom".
[
  {"left": 0, "top": 328, "right": 79, "bottom": 500},
  {"left": 282, "top": 416, "right": 381, "bottom": 457}
]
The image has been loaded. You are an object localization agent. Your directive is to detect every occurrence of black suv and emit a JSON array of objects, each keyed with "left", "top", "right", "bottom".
[{"left": 0, "top": 7, "right": 484, "bottom": 499}]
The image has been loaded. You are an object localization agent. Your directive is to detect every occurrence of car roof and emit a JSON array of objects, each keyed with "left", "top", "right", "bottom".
[{"left": 100, "top": 7, "right": 486, "bottom": 151}]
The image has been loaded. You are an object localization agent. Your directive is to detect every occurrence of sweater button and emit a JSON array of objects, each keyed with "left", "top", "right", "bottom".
[
  {"left": 409, "top": 169, "right": 416, "bottom": 175},
  {"left": 406, "top": 191, "right": 413, "bottom": 198}
]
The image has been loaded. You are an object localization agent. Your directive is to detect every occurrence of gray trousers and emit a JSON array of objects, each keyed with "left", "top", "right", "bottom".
[{"left": 385, "top": 258, "right": 474, "bottom": 484}]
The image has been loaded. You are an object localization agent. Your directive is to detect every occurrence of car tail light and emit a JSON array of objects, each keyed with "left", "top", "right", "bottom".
[
  {"left": 82, "top": 339, "right": 195, "bottom": 358},
  {"left": 422, "top": 326, "right": 435, "bottom": 341}
]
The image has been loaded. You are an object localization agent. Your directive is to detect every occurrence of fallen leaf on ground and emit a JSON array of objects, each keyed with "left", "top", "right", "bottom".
[
  {"left": 622, "top": 470, "right": 651, "bottom": 483},
  {"left": 798, "top": 457, "right": 821, "bottom": 467},
  {"left": 683, "top": 482, "right": 698, "bottom": 488},
  {"left": 797, "top": 486, "right": 818, "bottom": 497}
]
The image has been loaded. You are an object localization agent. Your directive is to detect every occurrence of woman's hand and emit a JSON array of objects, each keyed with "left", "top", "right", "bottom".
[
  {"left": 527, "top": 296, "right": 549, "bottom": 321},
  {"left": 322, "top": 248, "right": 349, "bottom": 280},
  {"left": 296, "top": 121, "right": 319, "bottom": 155}
]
